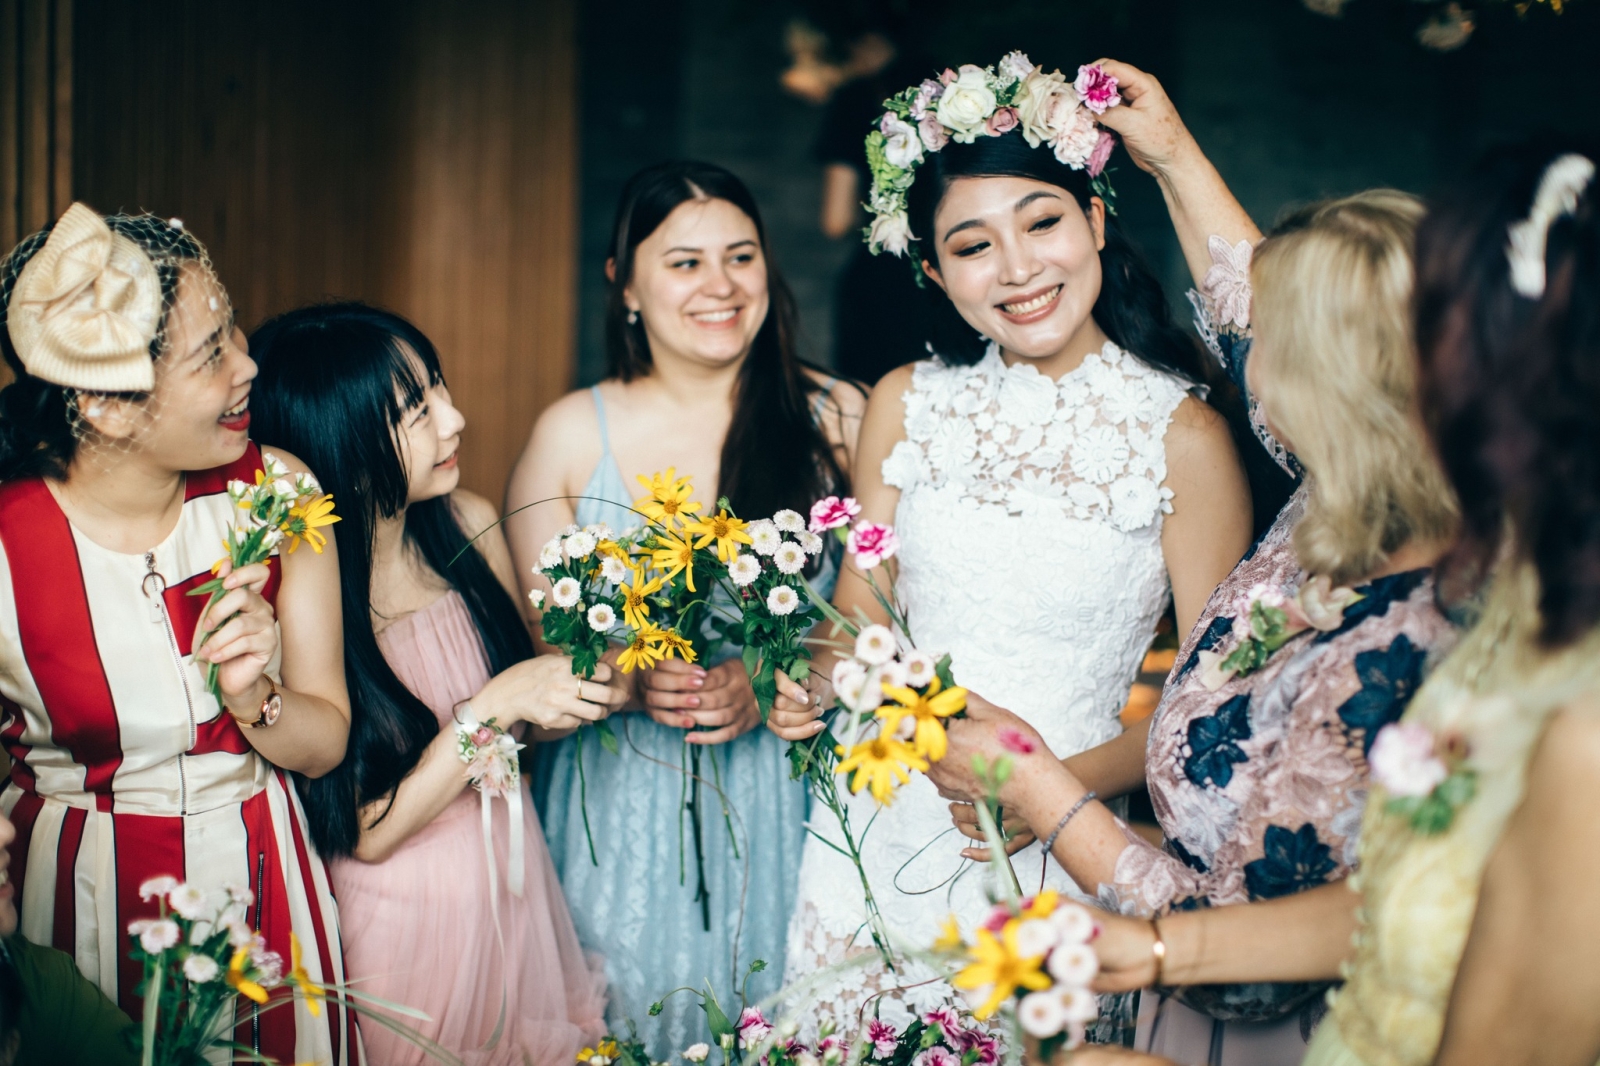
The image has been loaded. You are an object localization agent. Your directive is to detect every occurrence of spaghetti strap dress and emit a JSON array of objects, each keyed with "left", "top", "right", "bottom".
[
  {"left": 535, "top": 385, "right": 838, "bottom": 1059},
  {"left": 0, "top": 442, "right": 360, "bottom": 1066},
  {"left": 329, "top": 590, "right": 606, "bottom": 1065}
]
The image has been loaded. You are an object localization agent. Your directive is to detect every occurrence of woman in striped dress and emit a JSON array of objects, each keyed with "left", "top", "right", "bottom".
[{"left": 0, "top": 204, "right": 359, "bottom": 1064}]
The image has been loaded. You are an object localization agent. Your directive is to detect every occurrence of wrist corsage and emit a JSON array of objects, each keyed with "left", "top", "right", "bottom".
[
  {"left": 1198, "top": 576, "right": 1363, "bottom": 691},
  {"left": 454, "top": 703, "right": 527, "bottom": 898},
  {"left": 1369, "top": 720, "right": 1477, "bottom": 835}
]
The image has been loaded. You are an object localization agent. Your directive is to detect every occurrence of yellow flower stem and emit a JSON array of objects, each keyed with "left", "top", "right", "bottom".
[{"left": 799, "top": 736, "right": 897, "bottom": 972}]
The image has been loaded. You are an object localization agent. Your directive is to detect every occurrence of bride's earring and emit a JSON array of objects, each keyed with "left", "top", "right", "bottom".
[{"left": 627, "top": 309, "right": 639, "bottom": 325}]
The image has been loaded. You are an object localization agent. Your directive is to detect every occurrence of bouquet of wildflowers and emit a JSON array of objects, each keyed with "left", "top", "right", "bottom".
[
  {"left": 191, "top": 452, "right": 340, "bottom": 701},
  {"left": 127, "top": 875, "right": 453, "bottom": 1066}
]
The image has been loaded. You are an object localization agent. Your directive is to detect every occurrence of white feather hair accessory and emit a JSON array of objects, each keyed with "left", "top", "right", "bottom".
[{"left": 1506, "top": 153, "right": 1594, "bottom": 300}]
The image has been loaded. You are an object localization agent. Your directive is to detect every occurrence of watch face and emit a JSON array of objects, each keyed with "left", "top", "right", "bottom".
[{"left": 261, "top": 692, "right": 283, "bottom": 727}]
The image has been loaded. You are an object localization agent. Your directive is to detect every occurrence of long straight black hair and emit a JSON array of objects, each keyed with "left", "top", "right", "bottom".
[
  {"left": 248, "top": 303, "right": 535, "bottom": 858},
  {"left": 904, "top": 130, "right": 1208, "bottom": 384},
  {"left": 605, "top": 160, "right": 851, "bottom": 517}
]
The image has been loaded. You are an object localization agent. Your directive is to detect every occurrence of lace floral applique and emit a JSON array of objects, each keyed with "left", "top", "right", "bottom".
[{"left": 883, "top": 342, "right": 1186, "bottom": 534}]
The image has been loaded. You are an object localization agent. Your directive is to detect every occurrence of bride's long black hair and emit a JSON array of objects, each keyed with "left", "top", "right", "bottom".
[
  {"left": 905, "top": 130, "right": 1208, "bottom": 384},
  {"left": 249, "top": 303, "right": 534, "bottom": 858}
]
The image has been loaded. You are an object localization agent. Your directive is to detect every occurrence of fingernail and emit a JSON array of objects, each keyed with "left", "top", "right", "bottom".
[
  {"left": 811, "top": 721, "right": 824, "bottom": 734},
  {"left": 691, "top": 677, "right": 704, "bottom": 689},
  {"left": 682, "top": 717, "right": 695, "bottom": 728},
  {"left": 687, "top": 696, "right": 700, "bottom": 708}
]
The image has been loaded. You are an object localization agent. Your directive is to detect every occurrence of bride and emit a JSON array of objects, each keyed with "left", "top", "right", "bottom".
[{"left": 766, "top": 54, "right": 1252, "bottom": 1035}]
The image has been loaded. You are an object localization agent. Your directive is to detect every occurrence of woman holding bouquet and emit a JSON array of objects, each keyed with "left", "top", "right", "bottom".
[
  {"left": 250, "top": 304, "right": 622, "bottom": 1065},
  {"left": 765, "top": 53, "right": 1254, "bottom": 1038},
  {"left": 0, "top": 206, "right": 358, "bottom": 1063},
  {"left": 922, "top": 64, "right": 1461, "bottom": 1063},
  {"left": 504, "top": 161, "right": 866, "bottom": 1056}
]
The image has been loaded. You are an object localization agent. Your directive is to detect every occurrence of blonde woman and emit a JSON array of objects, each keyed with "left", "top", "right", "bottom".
[{"left": 927, "top": 63, "right": 1459, "bottom": 1064}]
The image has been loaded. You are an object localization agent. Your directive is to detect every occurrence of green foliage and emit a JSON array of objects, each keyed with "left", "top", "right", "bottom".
[{"left": 1386, "top": 769, "right": 1478, "bottom": 835}]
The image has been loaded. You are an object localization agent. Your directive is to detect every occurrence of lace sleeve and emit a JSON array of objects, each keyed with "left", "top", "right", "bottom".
[{"left": 1187, "top": 236, "right": 1299, "bottom": 476}]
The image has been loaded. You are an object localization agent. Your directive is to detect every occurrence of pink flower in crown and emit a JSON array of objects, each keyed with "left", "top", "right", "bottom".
[
  {"left": 868, "top": 1020, "right": 900, "bottom": 1058},
  {"left": 939, "top": 67, "right": 958, "bottom": 86},
  {"left": 998, "top": 726, "right": 1036, "bottom": 754},
  {"left": 1052, "top": 105, "right": 1100, "bottom": 169},
  {"left": 809, "top": 495, "right": 861, "bottom": 533},
  {"left": 922, "top": 1007, "right": 964, "bottom": 1042},
  {"left": 985, "top": 106, "right": 1019, "bottom": 136},
  {"left": 1086, "top": 129, "right": 1116, "bottom": 178},
  {"left": 910, "top": 79, "right": 943, "bottom": 121},
  {"left": 919, "top": 114, "right": 950, "bottom": 152},
  {"left": 1073, "top": 64, "right": 1121, "bottom": 114},
  {"left": 847, "top": 520, "right": 900, "bottom": 569},
  {"left": 736, "top": 1007, "right": 773, "bottom": 1048}
]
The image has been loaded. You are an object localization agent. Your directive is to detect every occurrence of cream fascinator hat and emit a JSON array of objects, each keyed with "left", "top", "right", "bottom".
[{"left": 6, "top": 202, "right": 162, "bottom": 392}]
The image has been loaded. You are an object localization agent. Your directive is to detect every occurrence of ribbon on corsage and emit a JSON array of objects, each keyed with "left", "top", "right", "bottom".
[{"left": 1198, "top": 575, "right": 1364, "bottom": 691}]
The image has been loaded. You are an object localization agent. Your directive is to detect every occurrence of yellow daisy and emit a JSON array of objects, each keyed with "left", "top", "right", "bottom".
[
  {"left": 280, "top": 493, "right": 340, "bottom": 554},
  {"left": 226, "top": 944, "right": 269, "bottom": 1005},
  {"left": 681, "top": 508, "right": 753, "bottom": 564},
  {"left": 934, "top": 913, "right": 964, "bottom": 952},
  {"left": 875, "top": 677, "right": 968, "bottom": 762},
  {"left": 836, "top": 735, "right": 928, "bottom": 805},
  {"left": 287, "top": 932, "right": 325, "bottom": 1017},
  {"left": 951, "top": 922, "right": 1052, "bottom": 1019},
  {"left": 618, "top": 626, "right": 668, "bottom": 674},
  {"left": 634, "top": 468, "right": 701, "bottom": 529},
  {"left": 657, "top": 629, "right": 699, "bottom": 664},
  {"left": 620, "top": 568, "right": 662, "bottom": 630},
  {"left": 649, "top": 529, "right": 699, "bottom": 593}
]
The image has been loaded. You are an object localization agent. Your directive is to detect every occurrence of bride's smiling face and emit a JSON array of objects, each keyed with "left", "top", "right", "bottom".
[
  {"left": 922, "top": 175, "right": 1106, "bottom": 362},
  {"left": 621, "top": 197, "right": 770, "bottom": 371}
]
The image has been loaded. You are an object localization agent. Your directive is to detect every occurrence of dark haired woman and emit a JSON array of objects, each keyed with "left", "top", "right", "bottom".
[
  {"left": 506, "top": 160, "right": 865, "bottom": 1056},
  {"left": 765, "top": 56, "right": 1253, "bottom": 1033},
  {"left": 250, "top": 304, "right": 622, "bottom": 1064},
  {"left": 0, "top": 206, "right": 357, "bottom": 1063}
]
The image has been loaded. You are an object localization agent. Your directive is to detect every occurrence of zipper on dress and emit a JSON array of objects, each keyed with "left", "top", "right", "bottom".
[{"left": 143, "top": 551, "right": 197, "bottom": 816}]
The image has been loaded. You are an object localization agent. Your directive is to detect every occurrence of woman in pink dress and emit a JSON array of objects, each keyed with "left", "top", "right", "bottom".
[
  {"left": 249, "top": 303, "right": 626, "bottom": 1065},
  {"left": 0, "top": 206, "right": 360, "bottom": 1064}
]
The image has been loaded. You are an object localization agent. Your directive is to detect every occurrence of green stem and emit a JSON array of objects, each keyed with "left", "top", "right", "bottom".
[{"left": 575, "top": 729, "right": 598, "bottom": 866}]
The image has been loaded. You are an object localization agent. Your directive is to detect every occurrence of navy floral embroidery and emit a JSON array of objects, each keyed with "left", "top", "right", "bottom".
[
  {"left": 1175, "top": 615, "right": 1236, "bottom": 683},
  {"left": 1337, "top": 633, "right": 1428, "bottom": 756},
  {"left": 1183, "top": 693, "right": 1252, "bottom": 789},
  {"left": 1168, "top": 837, "right": 1209, "bottom": 873},
  {"left": 1314, "top": 569, "right": 1428, "bottom": 644},
  {"left": 1243, "top": 824, "right": 1337, "bottom": 900}
]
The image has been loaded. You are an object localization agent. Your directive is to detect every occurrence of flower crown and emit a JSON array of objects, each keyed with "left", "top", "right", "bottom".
[{"left": 863, "top": 52, "right": 1123, "bottom": 267}]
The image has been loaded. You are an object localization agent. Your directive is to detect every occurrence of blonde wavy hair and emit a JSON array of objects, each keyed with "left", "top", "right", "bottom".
[{"left": 1250, "top": 190, "right": 1458, "bottom": 587}]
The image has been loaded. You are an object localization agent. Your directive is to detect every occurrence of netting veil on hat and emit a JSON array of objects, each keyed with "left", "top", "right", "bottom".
[{"left": 6, "top": 202, "right": 163, "bottom": 392}]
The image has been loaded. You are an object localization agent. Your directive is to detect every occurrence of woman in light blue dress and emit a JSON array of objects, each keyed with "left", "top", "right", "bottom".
[{"left": 505, "top": 161, "right": 865, "bottom": 1057}]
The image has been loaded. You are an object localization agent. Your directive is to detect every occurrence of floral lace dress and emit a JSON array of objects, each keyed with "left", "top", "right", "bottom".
[
  {"left": 784, "top": 340, "right": 1192, "bottom": 1038},
  {"left": 1116, "top": 241, "right": 1457, "bottom": 1065}
]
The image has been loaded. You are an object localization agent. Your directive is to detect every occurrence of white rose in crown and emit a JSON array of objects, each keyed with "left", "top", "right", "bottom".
[
  {"left": 869, "top": 210, "right": 914, "bottom": 257},
  {"left": 880, "top": 112, "right": 925, "bottom": 169},
  {"left": 936, "top": 65, "right": 998, "bottom": 143},
  {"left": 1013, "top": 68, "right": 1082, "bottom": 151}
]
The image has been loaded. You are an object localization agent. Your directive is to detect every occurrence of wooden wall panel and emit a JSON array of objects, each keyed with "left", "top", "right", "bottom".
[{"left": 381, "top": 0, "right": 579, "bottom": 501}]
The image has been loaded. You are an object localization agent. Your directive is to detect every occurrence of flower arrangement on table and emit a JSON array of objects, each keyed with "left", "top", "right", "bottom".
[
  {"left": 127, "top": 875, "right": 451, "bottom": 1066},
  {"left": 190, "top": 452, "right": 340, "bottom": 701},
  {"left": 864, "top": 52, "right": 1123, "bottom": 273}
]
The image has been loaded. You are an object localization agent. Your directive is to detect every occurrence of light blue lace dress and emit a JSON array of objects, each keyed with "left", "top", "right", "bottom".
[{"left": 536, "top": 386, "right": 839, "bottom": 1058}]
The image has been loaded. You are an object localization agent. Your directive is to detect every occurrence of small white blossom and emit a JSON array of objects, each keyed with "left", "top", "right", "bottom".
[
  {"left": 261, "top": 452, "right": 290, "bottom": 479},
  {"left": 877, "top": 660, "right": 908, "bottom": 691},
  {"left": 747, "top": 520, "right": 781, "bottom": 556},
  {"left": 1369, "top": 722, "right": 1449, "bottom": 798},
  {"left": 773, "top": 541, "right": 807, "bottom": 574},
  {"left": 1048, "top": 942, "right": 1100, "bottom": 986},
  {"left": 587, "top": 604, "right": 617, "bottom": 632},
  {"left": 1051, "top": 902, "right": 1095, "bottom": 944},
  {"left": 1018, "top": 990, "right": 1065, "bottom": 1038},
  {"left": 772, "top": 509, "right": 806, "bottom": 533},
  {"left": 132, "top": 918, "right": 181, "bottom": 954},
  {"left": 528, "top": 588, "right": 546, "bottom": 610},
  {"left": 600, "top": 555, "right": 629, "bottom": 584},
  {"left": 683, "top": 1045, "right": 710, "bottom": 1063},
  {"left": 1014, "top": 917, "right": 1059, "bottom": 958},
  {"left": 222, "top": 916, "right": 254, "bottom": 948},
  {"left": 226, "top": 479, "right": 252, "bottom": 504},
  {"left": 538, "top": 538, "right": 563, "bottom": 571},
  {"left": 292, "top": 471, "right": 322, "bottom": 497},
  {"left": 1057, "top": 984, "right": 1099, "bottom": 1024},
  {"left": 551, "top": 577, "right": 582, "bottom": 608},
  {"left": 796, "top": 531, "right": 823, "bottom": 556},
  {"left": 168, "top": 883, "right": 209, "bottom": 921},
  {"left": 834, "top": 664, "right": 882, "bottom": 714},
  {"left": 183, "top": 954, "right": 220, "bottom": 983},
  {"left": 560, "top": 524, "right": 580, "bottom": 537},
  {"left": 563, "top": 531, "right": 597, "bottom": 560},
  {"left": 584, "top": 523, "right": 615, "bottom": 542},
  {"left": 139, "top": 876, "right": 180, "bottom": 901},
  {"left": 728, "top": 554, "right": 762, "bottom": 587},
  {"left": 902, "top": 651, "right": 937, "bottom": 688},
  {"left": 767, "top": 585, "right": 799, "bottom": 616},
  {"left": 854, "top": 624, "right": 897, "bottom": 665}
]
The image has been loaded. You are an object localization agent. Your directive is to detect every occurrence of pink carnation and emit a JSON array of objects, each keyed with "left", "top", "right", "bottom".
[
  {"left": 914, "top": 1049, "right": 959, "bottom": 1066},
  {"left": 1073, "top": 64, "right": 1121, "bottom": 114},
  {"left": 998, "top": 726, "right": 1036, "bottom": 754},
  {"left": 1086, "top": 129, "right": 1116, "bottom": 178},
  {"left": 955, "top": 1030, "right": 999, "bottom": 1065},
  {"left": 808, "top": 495, "right": 861, "bottom": 533},
  {"left": 985, "top": 106, "right": 1019, "bottom": 136},
  {"left": 921, "top": 1007, "right": 964, "bottom": 1041},
  {"left": 868, "top": 1020, "right": 900, "bottom": 1058},
  {"left": 736, "top": 1007, "right": 772, "bottom": 1048},
  {"left": 847, "top": 520, "right": 900, "bottom": 569}
]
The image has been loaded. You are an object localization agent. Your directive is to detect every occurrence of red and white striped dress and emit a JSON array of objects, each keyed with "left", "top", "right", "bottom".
[{"left": 0, "top": 443, "right": 360, "bottom": 1065}]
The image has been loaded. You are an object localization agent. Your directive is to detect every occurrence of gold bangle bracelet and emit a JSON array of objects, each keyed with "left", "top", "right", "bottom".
[{"left": 1150, "top": 916, "right": 1167, "bottom": 986}]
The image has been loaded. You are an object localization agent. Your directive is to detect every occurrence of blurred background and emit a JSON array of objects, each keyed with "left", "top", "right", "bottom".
[{"left": 4, "top": 0, "right": 1596, "bottom": 500}]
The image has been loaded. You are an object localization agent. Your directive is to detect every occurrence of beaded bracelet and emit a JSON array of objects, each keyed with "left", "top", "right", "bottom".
[{"left": 1040, "top": 789, "right": 1098, "bottom": 855}]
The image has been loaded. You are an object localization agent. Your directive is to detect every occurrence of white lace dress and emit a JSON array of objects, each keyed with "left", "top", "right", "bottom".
[{"left": 784, "top": 341, "right": 1192, "bottom": 1033}]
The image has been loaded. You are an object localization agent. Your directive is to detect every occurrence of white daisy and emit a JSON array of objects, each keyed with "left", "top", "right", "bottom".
[
  {"left": 796, "top": 531, "right": 824, "bottom": 556},
  {"left": 560, "top": 523, "right": 580, "bottom": 537},
  {"left": 728, "top": 554, "right": 762, "bottom": 587},
  {"left": 527, "top": 588, "right": 545, "bottom": 610},
  {"left": 1014, "top": 917, "right": 1059, "bottom": 958},
  {"left": 538, "top": 538, "right": 563, "bottom": 571},
  {"left": 551, "top": 577, "right": 582, "bottom": 608},
  {"left": 168, "top": 883, "right": 209, "bottom": 920},
  {"left": 600, "top": 555, "right": 630, "bottom": 584},
  {"left": 834, "top": 666, "right": 882, "bottom": 713},
  {"left": 772, "top": 509, "right": 806, "bottom": 533},
  {"left": 563, "top": 531, "right": 597, "bottom": 560},
  {"left": 183, "top": 954, "right": 220, "bottom": 984},
  {"left": 902, "top": 650, "right": 937, "bottom": 688},
  {"left": 1018, "top": 990, "right": 1066, "bottom": 1038},
  {"left": 773, "top": 541, "right": 806, "bottom": 574},
  {"left": 1051, "top": 902, "right": 1096, "bottom": 944},
  {"left": 854, "top": 624, "right": 896, "bottom": 665},
  {"left": 877, "top": 659, "right": 908, "bottom": 690},
  {"left": 587, "top": 603, "right": 617, "bottom": 632},
  {"left": 747, "top": 519, "right": 781, "bottom": 556},
  {"left": 767, "top": 585, "right": 799, "bottom": 616},
  {"left": 1057, "top": 984, "right": 1100, "bottom": 1024},
  {"left": 583, "top": 522, "right": 615, "bottom": 542},
  {"left": 1047, "top": 942, "right": 1099, "bottom": 986}
]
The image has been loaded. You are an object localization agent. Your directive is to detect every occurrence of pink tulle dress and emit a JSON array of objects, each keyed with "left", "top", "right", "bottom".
[{"left": 330, "top": 591, "right": 607, "bottom": 1065}]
